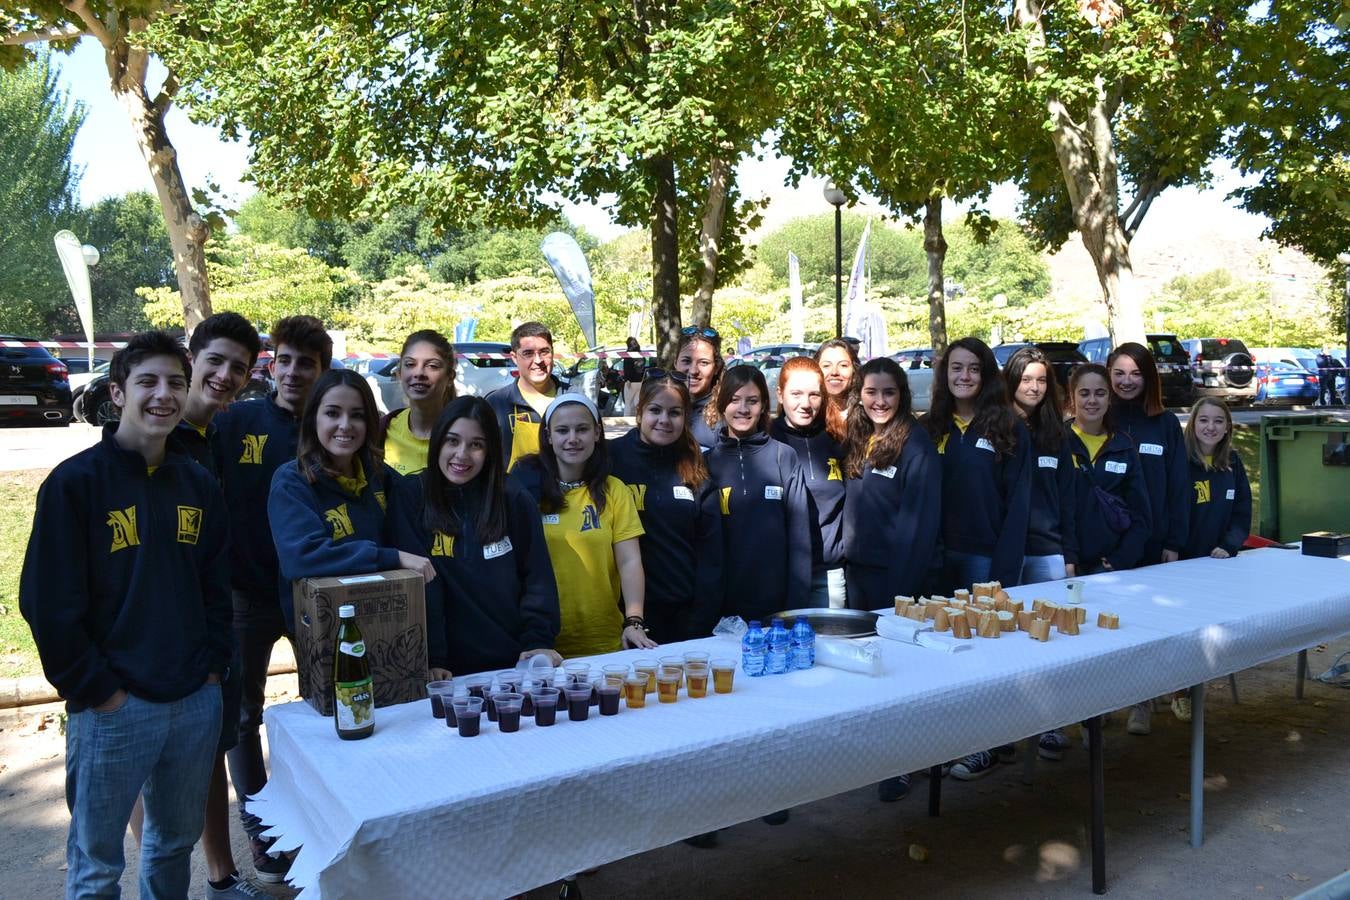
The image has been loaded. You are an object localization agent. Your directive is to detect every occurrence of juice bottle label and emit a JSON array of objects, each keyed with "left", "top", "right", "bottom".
[{"left": 335, "top": 677, "right": 373, "bottom": 731}]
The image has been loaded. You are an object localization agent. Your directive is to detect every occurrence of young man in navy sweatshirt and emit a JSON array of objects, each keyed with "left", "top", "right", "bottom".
[
  {"left": 212, "top": 314, "right": 331, "bottom": 883},
  {"left": 21, "top": 331, "right": 231, "bottom": 899},
  {"left": 486, "top": 321, "right": 571, "bottom": 470}
]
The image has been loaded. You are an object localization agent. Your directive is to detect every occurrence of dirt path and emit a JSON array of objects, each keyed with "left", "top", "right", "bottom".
[{"left": 4, "top": 643, "right": 1349, "bottom": 899}]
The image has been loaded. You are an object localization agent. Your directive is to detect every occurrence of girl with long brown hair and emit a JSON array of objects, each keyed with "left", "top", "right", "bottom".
[{"left": 673, "top": 326, "right": 725, "bottom": 449}]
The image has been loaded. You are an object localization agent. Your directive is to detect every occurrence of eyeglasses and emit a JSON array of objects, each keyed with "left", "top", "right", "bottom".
[
  {"left": 514, "top": 349, "right": 553, "bottom": 362},
  {"left": 642, "top": 367, "right": 671, "bottom": 382},
  {"left": 680, "top": 326, "right": 720, "bottom": 341}
]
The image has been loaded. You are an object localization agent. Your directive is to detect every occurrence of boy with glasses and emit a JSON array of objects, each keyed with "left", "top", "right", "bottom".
[{"left": 486, "top": 321, "right": 572, "bottom": 470}]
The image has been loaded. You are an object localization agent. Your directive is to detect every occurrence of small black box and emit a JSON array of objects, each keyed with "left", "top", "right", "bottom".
[{"left": 1301, "top": 531, "right": 1350, "bottom": 559}]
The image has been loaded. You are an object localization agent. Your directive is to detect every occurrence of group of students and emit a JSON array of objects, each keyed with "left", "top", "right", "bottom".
[{"left": 20, "top": 312, "right": 1253, "bottom": 897}]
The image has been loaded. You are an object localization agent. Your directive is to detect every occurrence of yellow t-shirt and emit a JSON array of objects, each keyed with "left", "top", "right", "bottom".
[
  {"left": 334, "top": 458, "right": 368, "bottom": 496},
  {"left": 1072, "top": 424, "right": 1109, "bottom": 463},
  {"left": 383, "top": 410, "right": 428, "bottom": 476},
  {"left": 953, "top": 413, "right": 970, "bottom": 433},
  {"left": 543, "top": 476, "right": 645, "bottom": 658}
]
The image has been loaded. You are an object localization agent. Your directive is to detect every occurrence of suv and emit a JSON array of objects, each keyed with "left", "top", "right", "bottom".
[
  {"left": 1078, "top": 333, "right": 1194, "bottom": 407},
  {"left": 0, "top": 338, "right": 73, "bottom": 426},
  {"left": 1180, "top": 338, "right": 1257, "bottom": 405}
]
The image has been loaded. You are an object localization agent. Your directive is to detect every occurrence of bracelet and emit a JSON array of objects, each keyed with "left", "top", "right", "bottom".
[{"left": 622, "top": 616, "right": 648, "bottom": 633}]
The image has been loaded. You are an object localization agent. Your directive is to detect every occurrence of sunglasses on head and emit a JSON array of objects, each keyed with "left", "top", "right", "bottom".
[
  {"left": 642, "top": 367, "right": 671, "bottom": 382},
  {"left": 680, "top": 326, "right": 720, "bottom": 341}
]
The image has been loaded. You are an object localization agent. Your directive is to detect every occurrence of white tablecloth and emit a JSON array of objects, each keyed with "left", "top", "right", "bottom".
[{"left": 252, "top": 549, "right": 1350, "bottom": 898}]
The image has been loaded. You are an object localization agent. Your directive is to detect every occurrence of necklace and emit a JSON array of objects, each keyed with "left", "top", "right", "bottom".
[{"left": 558, "top": 478, "right": 586, "bottom": 491}]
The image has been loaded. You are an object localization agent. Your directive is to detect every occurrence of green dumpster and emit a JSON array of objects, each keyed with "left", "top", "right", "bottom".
[{"left": 1258, "top": 413, "right": 1350, "bottom": 542}]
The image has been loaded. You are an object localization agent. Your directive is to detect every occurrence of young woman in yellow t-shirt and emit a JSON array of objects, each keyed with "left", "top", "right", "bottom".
[
  {"left": 514, "top": 394, "right": 658, "bottom": 657},
  {"left": 380, "top": 330, "right": 456, "bottom": 476}
]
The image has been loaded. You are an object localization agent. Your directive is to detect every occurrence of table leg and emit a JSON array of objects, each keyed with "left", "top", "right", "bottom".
[
  {"left": 1296, "top": 649, "right": 1308, "bottom": 699},
  {"left": 1087, "top": 715, "right": 1106, "bottom": 894},
  {"left": 1022, "top": 736, "right": 1036, "bottom": 784},
  {"left": 927, "top": 765, "right": 942, "bottom": 817},
  {"left": 1227, "top": 673, "right": 1239, "bottom": 705},
  {"left": 1189, "top": 682, "right": 1206, "bottom": 849}
]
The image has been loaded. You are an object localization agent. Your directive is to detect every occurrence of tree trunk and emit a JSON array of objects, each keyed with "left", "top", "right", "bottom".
[
  {"left": 101, "top": 37, "right": 211, "bottom": 332},
  {"left": 648, "top": 156, "right": 682, "bottom": 365},
  {"left": 923, "top": 196, "right": 949, "bottom": 357},
  {"left": 1014, "top": 0, "right": 1144, "bottom": 346},
  {"left": 689, "top": 156, "right": 731, "bottom": 329}
]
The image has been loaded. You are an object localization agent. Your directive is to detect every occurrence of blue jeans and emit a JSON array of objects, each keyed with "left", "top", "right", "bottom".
[
  {"left": 65, "top": 681, "right": 221, "bottom": 899},
  {"left": 809, "top": 566, "right": 848, "bottom": 609},
  {"left": 1021, "top": 554, "right": 1067, "bottom": 584},
  {"left": 946, "top": 551, "right": 992, "bottom": 592}
]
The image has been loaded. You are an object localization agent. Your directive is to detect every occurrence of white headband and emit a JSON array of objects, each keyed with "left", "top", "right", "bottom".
[{"left": 542, "top": 393, "right": 600, "bottom": 429}]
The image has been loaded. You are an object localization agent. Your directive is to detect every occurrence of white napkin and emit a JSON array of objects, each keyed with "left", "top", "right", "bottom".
[
  {"left": 875, "top": 613, "right": 972, "bottom": 654},
  {"left": 815, "top": 637, "right": 885, "bottom": 676}
]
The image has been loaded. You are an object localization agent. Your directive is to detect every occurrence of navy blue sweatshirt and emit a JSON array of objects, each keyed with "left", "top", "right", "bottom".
[
  {"left": 688, "top": 392, "right": 720, "bottom": 450},
  {"left": 926, "top": 417, "right": 1034, "bottom": 587},
  {"left": 211, "top": 395, "right": 300, "bottom": 602},
  {"left": 20, "top": 426, "right": 232, "bottom": 712},
  {"left": 268, "top": 453, "right": 402, "bottom": 630},
  {"left": 1182, "top": 451, "right": 1252, "bottom": 559},
  {"left": 706, "top": 427, "right": 813, "bottom": 619},
  {"left": 1114, "top": 402, "right": 1189, "bottom": 560},
  {"left": 388, "top": 472, "right": 560, "bottom": 674},
  {"left": 842, "top": 421, "right": 942, "bottom": 597},
  {"left": 1065, "top": 427, "right": 1154, "bottom": 572},
  {"left": 484, "top": 376, "right": 570, "bottom": 469},
  {"left": 609, "top": 428, "right": 724, "bottom": 634},
  {"left": 770, "top": 417, "right": 846, "bottom": 569},
  {"left": 1025, "top": 433, "right": 1078, "bottom": 560},
  {"left": 171, "top": 419, "right": 217, "bottom": 476}
]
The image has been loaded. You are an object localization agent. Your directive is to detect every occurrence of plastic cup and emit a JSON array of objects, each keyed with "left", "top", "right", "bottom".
[
  {"left": 565, "top": 683, "right": 593, "bottom": 721},
  {"left": 602, "top": 664, "right": 630, "bottom": 686},
  {"left": 492, "top": 692, "right": 524, "bottom": 733},
  {"left": 656, "top": 669, "right": 681, "bottom": 703},
  {"left": 427, "top": 680, "right": 454, "bottom": 719},
  {"left": 597, "top": 682, "right": 621, "bottom": 716},
  {"left": 659, "top": 656, "right": 685, "bottom": 686},
  {"left": 588, "top": 674, "right": 604, "bottom": 707},
  {"left": 495, "top": 670, "right": 522, "bottom": 694},
  {"left": 633, "top": 659, "right": 659, "bottom": 694},
  {"left": 563, "top": 662, "right": 591, "bottom": 684},
  {"left": 532, "top": 687, "right": 559, "bottom": 726},
  {"left": 711, "top": 658, "right": 736, "bottom": 694},
  {"left": 451, "top": 697, "right": 483, "bottom": 737},
  {"left": 465, "top": 674, "right": 493, "bottom": 699},
  {"left": 682, "top": 651, "right": 711, "bottom": 666},
  {"left": 624, "top": 675, "right": 647, "bottom": 709},
  {"left": 684, "top": 662, "right": 710, "bottom": 698}
]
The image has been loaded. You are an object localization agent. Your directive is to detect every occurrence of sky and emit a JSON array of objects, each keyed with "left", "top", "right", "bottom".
[{"left": 53, "top": 37, "right": 1270, "bottom": 249}]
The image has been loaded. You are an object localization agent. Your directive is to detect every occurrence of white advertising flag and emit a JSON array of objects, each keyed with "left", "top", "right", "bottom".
[{"left": 788, "top": 251, "right": 804, "bottom": 344}]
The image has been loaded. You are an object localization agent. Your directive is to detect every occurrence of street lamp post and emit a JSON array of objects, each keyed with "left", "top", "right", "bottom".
[
  {"left": 823, "top": 182, "right": 847, "bottom": 338},
  {"left": 1338, "top": 253, "right": 1350, "bottom": 384}
]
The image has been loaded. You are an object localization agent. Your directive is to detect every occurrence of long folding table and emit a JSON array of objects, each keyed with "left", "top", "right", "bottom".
[{"left": 253, "top": 548, "right": 1350, "bottom": 898}]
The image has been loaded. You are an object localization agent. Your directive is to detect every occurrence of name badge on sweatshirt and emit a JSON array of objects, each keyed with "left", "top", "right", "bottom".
[
  {"left": 1139, "top": 442, "right": 1164, "bottom": 456},
  {"left": 1104, "top": 460, "right": 1128, "bottom": 474},
  {"left": 1225, "top": 488, "right": 1236, "bottom": 500},
  {"left": 764, "top": 485, "right": 784, "bottom": 501},
  {"left": 542, "top": 514, "right": 561, "bottom": 525},
  {"left": 1038, "top": 455, "right": 1059, "bottom": 469},
  {"left": 975, "top": 437, "right": 995, "bottom": 453},
  {"left": 483, "top": 538, "right": 513, "bottom": 560},
  {"left": 872, "top": 465, "right": 897, "bottom": 479},
  {"left": 672, "top": 486, "right": 695, "bottom": 502}
]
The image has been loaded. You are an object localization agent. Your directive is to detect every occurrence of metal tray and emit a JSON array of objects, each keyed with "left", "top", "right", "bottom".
[{"left": 769, "top": 608, "right": 879, "bottom": 638}]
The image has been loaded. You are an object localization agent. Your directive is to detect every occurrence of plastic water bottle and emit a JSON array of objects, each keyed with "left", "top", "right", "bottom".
[
  {"left": 766, "top": 618, "right": 791, "bottom": 675},
  {"left": 741, "top": 620, "right": 767, "bottom": 677},
  {"left": 790, "top": 616, "right": 815, "bottom": 670}
]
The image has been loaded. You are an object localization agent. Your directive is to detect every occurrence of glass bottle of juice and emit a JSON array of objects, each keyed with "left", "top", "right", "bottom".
[{"left": 334, "top": 604, "right": 374, "bottom": 740}]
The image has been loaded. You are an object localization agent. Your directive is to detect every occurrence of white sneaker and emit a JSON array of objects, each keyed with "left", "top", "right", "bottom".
[
  {"left": 1126, "top": 702, "right": 1152, "bottom": 735},
  {"left": 1171, "top": 695, "right": 1192, "bottom": 722}
]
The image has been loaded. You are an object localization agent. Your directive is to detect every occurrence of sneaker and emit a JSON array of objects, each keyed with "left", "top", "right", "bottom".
[
  {"left": 877, "top": 774, "right": 911, "bottom": 802},
  {"left": 1038, "top": 729, "right": 1069, "bottom": 761},
  {"left": 1171, "top": 695, "right": 1192, "bottom": 722},
  {"left": 1126, "top": 702, "right": 1152, "bottom": 735},
  {"left": 761, "top": 809, "right": 790, "bottom": 826},
  {"left": 951, "top": 751, "right": 997, "bottom": 781},
  {"left": 207, "top": 874, "right": 267, "bottom": 898},
  {"left": 993, "top": 743, "right": 1017, "bottom": 764},
  {"left": 250, "top": 836, "right": 293, "bottom": 884}
]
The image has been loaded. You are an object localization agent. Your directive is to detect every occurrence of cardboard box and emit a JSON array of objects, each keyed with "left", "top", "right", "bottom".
[{"left": 293, "top": 569, "right": 428, "bottom": 717}]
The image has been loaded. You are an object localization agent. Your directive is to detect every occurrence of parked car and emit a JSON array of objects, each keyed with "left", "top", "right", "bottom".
[
  {"left": 992, "top": 341, "right": 1087, "bottom": 390},
  {"left": 889, "top": 349, "right": 936, "bottom": 413},
  {"left": 728, "top": 344, "right": 818, "bottom": 413},
  {"left": 0, "top": 338, "right": 73, "bottom": 426},
  {"left": 58, "top": 356, "right": 109, "bottom": 378},
  {"left": 563, "top": 346, "right": 657, "bottom": 415},
  {"left": 1252, "top": 347, "right": 1347, "bottom": 400},
  {"left": 74, "top": 372, "right": 117, "bottom": 425},
  {"left": 69, "top": 359, "right": 110, "bottom": 396},
  {"left": 1078, "top": 333, "right": 1194, "bottom": 407},
  {"left": 892, "top": 347, "right": 935, "bottom": 370},
  {"left": 1179, "top": 337, "right": 1257, "bottom": 405},
  {"left": 1253, "top": 361, "right": 1319, "bottom": 407}
]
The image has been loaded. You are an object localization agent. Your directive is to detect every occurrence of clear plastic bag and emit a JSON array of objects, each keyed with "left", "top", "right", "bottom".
[{"left": 815, "top": 636, "right": 885, "bottom": 676}]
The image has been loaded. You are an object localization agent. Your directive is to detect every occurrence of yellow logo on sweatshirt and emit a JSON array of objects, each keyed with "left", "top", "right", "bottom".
[
  {"left": 107, "top": 507, "right": 139, "bottom": 552},
  {"left": 935, "top": 433, "right": 950, "bottom": 455},
  {"left": 176, "top": 506, "right": 203, "bottom": 545},
  {"left": 1193, "top": 479, "right": 1212, "bottom": 505},
  {"left": 239, "top": 433, "right": 268, "bottom": 464},
  {"left": 431, "top": 531, "right": 455, "bottom": 557},
  {"left": 719, "top": 486, "right": 731, "bottom": 515},
  {"left": 827, "top": 457, "right": 843, "bottom": 481},
  {"left": 627, "top": 483, "right": 648, "bottom": 511},
  {"left": 325, "top": 503, "right": 354, "bottom": 540},
  {"left": 374, "top": 490, "right": 387, "bottom": 512}
]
